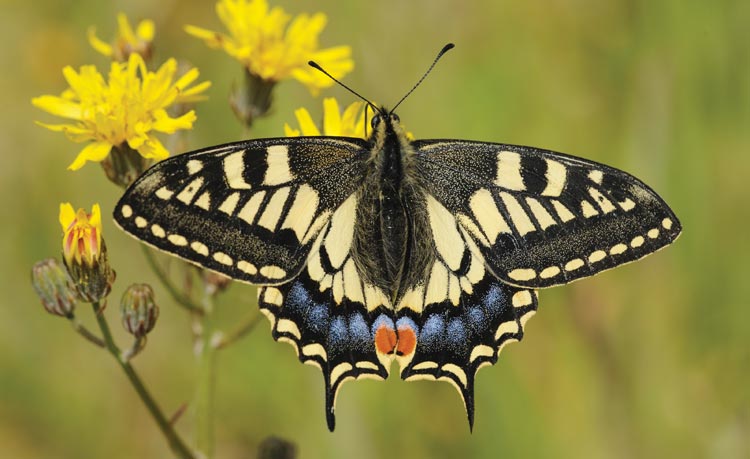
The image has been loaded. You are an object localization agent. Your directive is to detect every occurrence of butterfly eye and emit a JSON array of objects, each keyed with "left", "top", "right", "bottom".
[
  {"left": 390, "top": 113, "right": 400, "bottom": 123},
  {"left": 370, "top": 114, "right": 382, "bottom": 129}
]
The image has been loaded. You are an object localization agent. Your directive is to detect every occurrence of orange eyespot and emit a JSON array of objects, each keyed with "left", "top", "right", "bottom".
[
  {"left": 374, "top": 323, "right": 397, "bottom": 354},
  {"left": 395, "top": 325, "right": 416, "bottom": 356}
]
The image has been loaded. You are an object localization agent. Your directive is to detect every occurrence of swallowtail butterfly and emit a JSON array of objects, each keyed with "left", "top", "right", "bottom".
[{"left": 114, "top": 45, "right": 681, "bottom": 431}]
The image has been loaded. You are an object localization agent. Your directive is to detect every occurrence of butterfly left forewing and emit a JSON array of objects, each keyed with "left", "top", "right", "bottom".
[
  {"left": 115, "top": 137, "right": 368, "bottom": 284},
  {"left": 413, "top": 140, "right": 682, "bottom": 289}
]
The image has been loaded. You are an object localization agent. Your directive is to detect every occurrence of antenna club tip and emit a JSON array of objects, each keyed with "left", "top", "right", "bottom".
[{"left": 308, "top": 60, "right": 321, "bottom": 69}]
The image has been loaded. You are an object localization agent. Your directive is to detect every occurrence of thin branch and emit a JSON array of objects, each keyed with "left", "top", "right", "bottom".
[
  {"left": 68, "top": 316, "right": 105, "bottom": 347},
  {"left": 121, "top": 336, "right": 147, "bottom": 361},
  {"left": 214, "top": 312, "right": 262, "bottom": 350},
  {"left": 194, "top": 287, "right": 217, "bottom": 458}
]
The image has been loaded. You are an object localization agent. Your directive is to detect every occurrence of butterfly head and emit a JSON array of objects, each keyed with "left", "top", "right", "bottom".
[
  {"left": 369, "top": 108, "right": 411, "bottom": 148},
  {"left": 370, "top": 110, "right": 400, "bottom": 131}
]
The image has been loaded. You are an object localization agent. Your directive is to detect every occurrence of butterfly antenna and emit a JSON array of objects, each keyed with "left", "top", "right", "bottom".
[
  {"left": 308, "top": 61, "right": 380, "bottom": 114},
  {"left": 390, "top": 43, "right": 455, "bottom": 114}
]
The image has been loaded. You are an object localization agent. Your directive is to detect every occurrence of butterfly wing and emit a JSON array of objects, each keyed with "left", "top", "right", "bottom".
[
  {"left": 392, "top": 189, "right": 538, "bottom": 429},
  {"left": 114, "top": 137, "right": 369, "bottom": 284},
  {"left": 413, "top": 140, "right": 682, "bottom": 289},
  {"left": 258, "top": 193, "right": 397, "bottom": 431}
]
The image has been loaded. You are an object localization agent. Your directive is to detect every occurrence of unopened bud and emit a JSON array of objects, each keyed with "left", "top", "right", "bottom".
[
  {"left": 100, "top": 143, "right": 153, "bottom": 188},
  {"left": 31, "top": 259, "right": 78, "bottom": 317},
  {"left": 230, "top": 70, "right": 276, "bottom": 128},
  {"left": 59, "top": 203, "right": 116, "bottom": 302},
  {"left": 64, "top": 239, "right": 116, "bottom": 303},
  {"left": 121, "top": 284, "right": 159, "bottom": 338},
  {"left": 202, "top": 270, "right": 232, "bottom": 295}
]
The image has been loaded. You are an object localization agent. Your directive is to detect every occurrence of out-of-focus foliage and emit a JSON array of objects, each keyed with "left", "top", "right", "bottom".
[{"left": 4, "top": 0, "right": 748, "bottom": 458}]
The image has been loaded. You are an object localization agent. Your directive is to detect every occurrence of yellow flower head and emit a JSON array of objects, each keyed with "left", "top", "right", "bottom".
[
  {"left": 32, "top": 54, "right": 211, "bottom": 170},
  {"left": 88, "top": 12, "right": 155, "bottom": 61},
  {"left": 186, "top": 0, "right": 353, "bottom": 94},
  {"left": 285, "top": 98, "right": 367, "bottom": 138},
  {"left": 59, "top": 203, "right": 102, "bottom": 267}
]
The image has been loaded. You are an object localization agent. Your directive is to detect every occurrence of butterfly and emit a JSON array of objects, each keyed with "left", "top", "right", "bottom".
[{"left": 114, "top": 45, "right": 681, "bottom": 431}]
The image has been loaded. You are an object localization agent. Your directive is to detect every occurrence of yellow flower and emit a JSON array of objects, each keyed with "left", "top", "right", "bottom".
[
  {"left": 60, "top": 203, "right": 102, "bottom": 267},
  {"left": 32, "top": 53, "right": 211, "bottom": 170},
  {"left": 185, "top": 0, "right": 353, "bottom": 94},
  {"left": 285, "top": 98, "right": 367, "bottom": 138},
  {"left": 88, "top": 12, "right": 155, "bottom": 61}
]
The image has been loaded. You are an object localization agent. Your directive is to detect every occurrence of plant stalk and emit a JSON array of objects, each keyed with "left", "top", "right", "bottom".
[{"left": 91, "top": 301, "right": 196, "bottom": 459}]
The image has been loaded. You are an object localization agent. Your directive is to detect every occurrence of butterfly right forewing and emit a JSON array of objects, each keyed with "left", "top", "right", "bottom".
[{"left": 413, "top": 140, "right": 682, "bottom": 289}]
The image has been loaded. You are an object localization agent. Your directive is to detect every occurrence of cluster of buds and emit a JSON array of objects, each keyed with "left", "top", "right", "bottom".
[{"left": 32, "top": 203, "right": 160, "bottom": 348}]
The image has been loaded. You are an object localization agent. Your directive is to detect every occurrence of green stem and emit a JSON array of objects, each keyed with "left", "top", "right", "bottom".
[
  {"left": 214, "top": 311, "right": 261, "bottom": 350},
  {"left": 195, "top": 288, "right": 217, "bottom": 458},
  {"left": 91, "top": 301, "right": 196, "bottom": 459},
  {"left": 122, "top": 336, "right": 147, "bottom": 361},
  {"left": 140, "top": 245, "right": 204, "bottom": 315},
  {"left": 68, "top": 316, "right": 105, "bottom": 347}
]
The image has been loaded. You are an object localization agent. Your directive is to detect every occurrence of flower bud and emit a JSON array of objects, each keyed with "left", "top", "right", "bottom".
[
  {"left": 60, "top": 203, "right": 116, "bottom": 302},
  {"left": 121, "top": 284, "right": 159, "bottom": 338},
  {"left": 230, "top": 70, "right": 276, "bottom": 128},
  {"left": 88, "top": 12, "right": 155, "bottom": 63},
  {"left": 100, "top": 143, "right": 153, "bottom": 188},
  {"left": 31, "top": 259, "right": 78, "bottom": 317},
  {"left": 202, "top": 270, "right": 232, "bottom": 295}
]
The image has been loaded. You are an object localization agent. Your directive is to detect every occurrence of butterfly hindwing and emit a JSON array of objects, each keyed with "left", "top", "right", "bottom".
[
  {"left": 398, "top": 279, "right": 537, "bottom": 429},
  {"left": 258, "top": 193, "right": 396, "bottom": 431},
  {"left": 414, "top": 140, "right": 682, "bottom": 288},
  {"left": 114, "top": 137, "right": 369, "bottom": 284},
  {"left": 393, "top": 190, "right": 538, "bottom": 428}
]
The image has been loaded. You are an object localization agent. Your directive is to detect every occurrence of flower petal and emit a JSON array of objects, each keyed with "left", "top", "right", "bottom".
[
  {"left": 177, "top": 80, "right": 212, "bottom": 103},
  {"left": 322, "top": 98, "right": 341, "bottom": 136},
  {"left": 184, "top": 25, "right": 224, "bottom": 48},
  {"left": 136, "top": 19, "right": 155, "bottom": 41},
  {"left": 137, "top": 136, "right": 170, "bottom": 160},
  {"left": 117, "top": 12, "right": 137, "bottom": 44},
  {"left": 90, "top": 203, "right": 102, "bottom": 227},
  {"left": 341, "top": 101, "right": 366, "bottom": 138},
  {"left": 87, "top": 27, "right": 114, "bottom": 56},
  {"left": 59, "top": 203, "right": 76, "bottom": 232},
  {"left": 294, "top": 107, "right": 320, "bottom": 136},
  {"left": 32, "top": 95, "right": 83, "bottom": 120},
  {"left": 152, "top": 109, "right": 196, "bottom": 134},
  {"left": 284, "top": 123, "right": 300, "bottom": 137},
  {"left": 67, "top": 141, "right": 113, "bottom": 171}
]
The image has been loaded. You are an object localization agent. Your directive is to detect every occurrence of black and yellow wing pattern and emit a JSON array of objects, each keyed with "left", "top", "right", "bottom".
[{"left": 115, "top": 117, "right": 680, "bottom": 431}]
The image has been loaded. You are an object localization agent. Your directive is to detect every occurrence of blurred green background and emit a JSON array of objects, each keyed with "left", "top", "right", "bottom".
[{"left": 3, "top": 0, "right": 748, "bottom": 457}]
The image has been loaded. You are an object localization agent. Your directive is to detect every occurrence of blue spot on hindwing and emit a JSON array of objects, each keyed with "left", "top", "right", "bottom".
[
  {"left": 466, "top": 307, "right": 486, "bottom": 331},
  {"left": 328, "top": 316, "right": 348, "bottom": 350},
  {"left": 286, "top": 282, "right": 310, "bottom": 314},
  {"left": 446, "top": 318, "right": 468, "bottom": 353},
  {"left": 482, "top": 283, "right": 507, "bottom": 319},
  {"left": 285, "top": 281, "right": 329, "bottom": 335},
  {"left": 371, "top": 314, "right": 395, "bottom": 334},
  {"left": 420, "top": 314, "right": 445, "bottom": 348},
  {"left": 348, "top": 313, "right": 371, "bottom": 351},
  {"left": 396, "top": 316, "right": 419, "bottom": 334}
]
